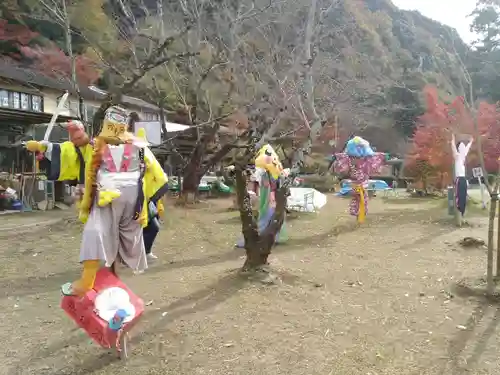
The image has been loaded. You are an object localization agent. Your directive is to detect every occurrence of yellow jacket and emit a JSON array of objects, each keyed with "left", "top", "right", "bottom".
[{"left": 44, "top": 141, "right": 167, "bottom": 227}]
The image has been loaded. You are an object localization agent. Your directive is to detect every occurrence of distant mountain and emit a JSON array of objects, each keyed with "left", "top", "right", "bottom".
[
  {"left": 1, "top": 0, "right": 475, "bottom": 153},
  {"left": 314, "top": 0, "right": 471, "bottom": 152}
]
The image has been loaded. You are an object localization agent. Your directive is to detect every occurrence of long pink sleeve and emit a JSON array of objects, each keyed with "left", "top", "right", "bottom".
[
  {"left": 367, "top": 153, "right": 386, "bottom": 175},
  {"left": 333, "top": 153, "right": 350, "bottom": 174}
]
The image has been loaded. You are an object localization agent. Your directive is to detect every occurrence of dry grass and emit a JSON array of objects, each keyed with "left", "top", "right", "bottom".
[{"left": 0, "top": 195, "right": 499, "bottom": 375}]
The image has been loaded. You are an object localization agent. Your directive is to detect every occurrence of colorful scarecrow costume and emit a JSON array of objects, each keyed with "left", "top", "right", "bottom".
[
  {"left": 25, "top": 107, "right": 168, "bottom": 296},
  {"left": 332, "top": 136, "right": 385, "bottom": 223},
  {"left": 236, "top": 144, "right": 288, "bottom": 247},
  {"left": 451, "top": 135, "right": 473, "bottom": 216}
]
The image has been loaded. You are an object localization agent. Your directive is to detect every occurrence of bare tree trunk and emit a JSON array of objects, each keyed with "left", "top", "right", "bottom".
[
  {"left": 497, "top": 198, "right": 500, "bottom": 277},
  {"left": 235, "top": 0, "right": 321, "bottom": 274},
  {"left": 180, "top": 125, "right": 223, "bottom": 202},
  {"left": 290, "top": 0, "right": 323, "bottom": 172},
  {"left": 487, "top": 193, "right": 497, "bottom": 293},
  {"left": 181, "top": 168, "right": 201, "bottom": 203},
  {"left": 251, "top": 186, "right": 287, "bottom": 266},
  {"left": 181, "top": 139, "right": 205, "bottom": 203},
  {"left": 61, "top": 0, "right": 84, "bottom": 121},
  {"left": 234, "top": 169, "right": 261, "bottom": 267},
  {"left": 235, "top": 168, "right": 287, "bottom": 271}
]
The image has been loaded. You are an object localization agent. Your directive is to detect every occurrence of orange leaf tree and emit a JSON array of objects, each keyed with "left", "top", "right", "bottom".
[
  {"left": 406, "top": 86, "right": 500, "bottom": 189},
  {"left": 476, "top": 101, "right": 500, "bottom": 174},
  {"left": 406, "top": 87, "right": 458, "bottom": 189}
]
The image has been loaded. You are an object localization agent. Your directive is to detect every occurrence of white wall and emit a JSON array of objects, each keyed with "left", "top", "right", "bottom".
[
  {"left": 43, "top": 90, "right": 101, "bottom": 118},
  {"left": 0, "top": 79, "right": 159, "bottom": 122}
]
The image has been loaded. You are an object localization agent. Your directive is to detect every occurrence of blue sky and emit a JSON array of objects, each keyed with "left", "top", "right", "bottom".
[{"left": 391, "top": 0, "right": 477, "bottom": 43}]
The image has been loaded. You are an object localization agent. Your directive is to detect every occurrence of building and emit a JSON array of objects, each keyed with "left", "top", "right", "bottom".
[{"left": 0, "top": 63, "right": 164, "bottom": 173}]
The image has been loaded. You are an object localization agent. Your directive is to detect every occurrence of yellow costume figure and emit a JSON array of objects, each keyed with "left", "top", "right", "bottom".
[
  {"left": 26, "top": 107, "right": 168, "bottom": 296},
  {"left": 236, "top": 144, "right": 288, "bottom": 247}
]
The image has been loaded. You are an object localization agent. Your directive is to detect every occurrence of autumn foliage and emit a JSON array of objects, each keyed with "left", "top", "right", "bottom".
[
  {"left": 0, "top": 19, "right": 38, "bottom": 46},
  {"left": 405, "top": 86, "right": 500, "bottom": 189},
  {"left": 0, "top": 19, "right": 99, "bottom": 85},
  {"left": 19, "top": 44, "right": 99, "bottom": 85}
]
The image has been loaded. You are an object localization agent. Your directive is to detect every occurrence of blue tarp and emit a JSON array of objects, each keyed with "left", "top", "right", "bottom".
[{"left": 336, "top": 179, "right": 389, "bottom": 196}]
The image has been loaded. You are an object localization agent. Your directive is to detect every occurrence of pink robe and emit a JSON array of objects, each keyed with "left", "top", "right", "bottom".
[{"left": 334, "top": 153, "right": 385, "bottom": 217}]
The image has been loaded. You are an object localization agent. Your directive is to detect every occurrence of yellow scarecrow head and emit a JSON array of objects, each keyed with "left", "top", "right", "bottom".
[
  {"left": 99, "top": 106, "right": 133, "bottom": 144},
  {"left": 255, "top": 144, "right": 283, "bottom": 180}
]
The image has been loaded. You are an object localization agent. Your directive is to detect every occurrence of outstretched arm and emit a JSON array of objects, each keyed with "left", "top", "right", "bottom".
[
  {"left": 464, "top": 136, "right": 474, "bottom": 156},
  {"left": 26, "top": 140, "right": 89, "bottom": 182},
  {"left": 450, "top": 133, "right": 458, "bottom": 157}
]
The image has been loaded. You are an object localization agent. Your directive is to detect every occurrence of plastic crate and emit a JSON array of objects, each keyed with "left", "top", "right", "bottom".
[{"left": 60, "top": 268, "right": 144, "bottom": 349}]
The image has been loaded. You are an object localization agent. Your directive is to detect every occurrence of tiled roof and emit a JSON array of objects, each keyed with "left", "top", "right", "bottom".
[{"left": 0, "top": 64, "right": 159, "bottom": 111}]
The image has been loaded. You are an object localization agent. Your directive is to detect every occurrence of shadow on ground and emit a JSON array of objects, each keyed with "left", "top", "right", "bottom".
[
  {"left": 440, "top": 281, "right": 500, "bottom": 374},
  {"left": 0, "top": 207, "right": 448, "bottom": 299},
  {"left": 216, "top": 212, "right": 309, "bottom": 225},
  {"left": 15, "top": 273, "right": 248, "bottom": 374}
]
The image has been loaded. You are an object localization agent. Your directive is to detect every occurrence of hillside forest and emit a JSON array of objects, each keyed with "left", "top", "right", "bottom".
[{"left": 0, "top": 0, "right": 500, "bottom": 181}]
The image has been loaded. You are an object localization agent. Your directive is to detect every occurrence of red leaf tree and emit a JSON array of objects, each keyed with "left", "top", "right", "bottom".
[
  {"left": 476, "top": 101, "right": 500, "bottom": 173},
  {"left": 0, "top": 19, "right": 38, "bottom": 46},
  {"left": 0, "top": 18, "right": 99, "bottom": 85},
  {"left": 19, "top": 44, "right": 99, "bottom": 85},
  {"left": 406, "top": 86, "right": 500, "bottom": 190}
]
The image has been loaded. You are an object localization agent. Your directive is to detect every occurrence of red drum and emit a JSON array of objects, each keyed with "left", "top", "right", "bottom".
[{"left": 61, "top": 268, "right": 144, "bottom": 357}]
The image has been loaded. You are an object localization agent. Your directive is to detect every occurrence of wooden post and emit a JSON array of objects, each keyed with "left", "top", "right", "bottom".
[
  {"left": 487, "top": 192, "right": 498, "bottom": 293},
  {"left": 497, "top": 198, "right": 500, "bottom": 278}
]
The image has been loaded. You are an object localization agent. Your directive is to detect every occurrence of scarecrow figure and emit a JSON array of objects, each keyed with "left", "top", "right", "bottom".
[
  {"left": 236, "top": 144, "right": 288, "bottom": 247},
  {"left": 332, "top": 136, "right": 386, "bottom": 223},
  {"left": 25, "top": 106, "right": 168, "bottom": 296}
]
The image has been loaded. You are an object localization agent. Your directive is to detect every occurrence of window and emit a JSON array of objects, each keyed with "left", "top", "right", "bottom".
[
  {"left": 31, "top": 95, "right": 42, "bottom": 112},
  {"left": 11, "top": 92, "right": 20, "bottom": 109},
  {"left": 0, "top": 90, "right": 8, "bottom": 107},
  {"left": 67, "top": 100, "right": 79, "bottom": 117},
  {"left": 85, "top": 104, "right": 99, "bottom": 123},
  {"left": 143, "top": 112, "right": 159, "bottom": 121},
  {"left": 0, "top": 89, "right": 43, "bottom": 111},
  {"left": 20, "top": 93, "right": 29, "bottom": 110}
]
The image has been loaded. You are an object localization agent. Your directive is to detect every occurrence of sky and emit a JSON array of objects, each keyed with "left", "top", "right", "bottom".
[{"left": 391, "top": 0, "right": 477, "bottom": 44}]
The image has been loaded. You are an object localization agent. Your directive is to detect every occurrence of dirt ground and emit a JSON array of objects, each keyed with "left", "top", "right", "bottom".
[{"left": 0, "top": 195, "right": 499, "bottom": 375}]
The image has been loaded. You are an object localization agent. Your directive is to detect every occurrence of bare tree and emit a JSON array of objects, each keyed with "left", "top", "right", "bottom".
[
  {"left": 15, "top": 0, "right": 84, "bottom": 119},
  {"left": 230, "top": 0, "right": 343, "bottom": 277},
  {"left": 18, "top": 0, "right": 197, "bottom": 135},
  {"left": 127, "top": 0, "right": 282, "bottom": 202}
]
